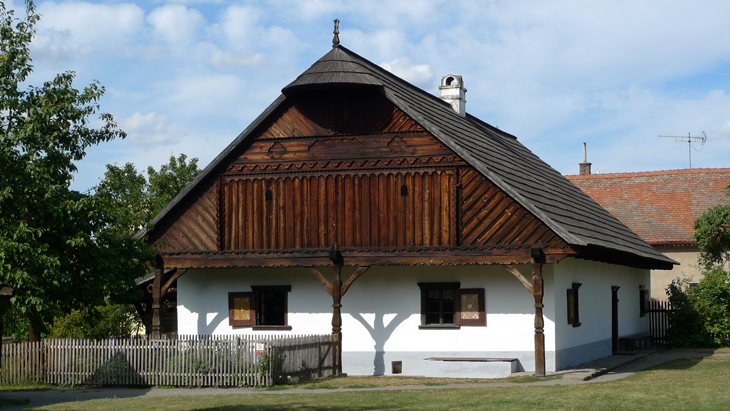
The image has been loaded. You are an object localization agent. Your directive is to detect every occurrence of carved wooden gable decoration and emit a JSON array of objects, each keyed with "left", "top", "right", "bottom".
[{"left": 148, "top": 88, "right": 567, "bottom": 268}]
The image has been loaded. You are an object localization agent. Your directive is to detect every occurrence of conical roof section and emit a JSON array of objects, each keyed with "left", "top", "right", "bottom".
[{"left": 283, "top": 46, "right": 383, "bottom": 92}]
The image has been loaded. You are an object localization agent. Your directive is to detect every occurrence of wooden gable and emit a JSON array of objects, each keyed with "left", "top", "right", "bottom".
[{"left": 149, "top": 88, "right": 567, "bottom": 261}]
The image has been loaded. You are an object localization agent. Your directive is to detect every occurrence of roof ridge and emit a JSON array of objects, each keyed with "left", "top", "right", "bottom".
[{"left": 566, "top": 167, "right": 730, "bottom": 179}]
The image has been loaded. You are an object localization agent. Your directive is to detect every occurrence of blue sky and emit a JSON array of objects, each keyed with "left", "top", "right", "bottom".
[{"left": 17, "top": 0, "right": 730, "bottom": 192}]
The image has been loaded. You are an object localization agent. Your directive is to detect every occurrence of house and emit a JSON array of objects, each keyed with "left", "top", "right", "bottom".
[
  {"left": 567, "top": 168, "right": 730, "bottom": 299},
  {"left": 137, "top": 31, "right": 674, "bottom": 377}
]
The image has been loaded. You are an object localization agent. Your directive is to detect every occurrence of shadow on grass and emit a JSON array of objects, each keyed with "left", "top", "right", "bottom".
[
  {"left": 0, "top": 397, "right": 30, "bottom": 407},
  {"left": 645, "top": 357, "right": 704, "bottom": 371}
]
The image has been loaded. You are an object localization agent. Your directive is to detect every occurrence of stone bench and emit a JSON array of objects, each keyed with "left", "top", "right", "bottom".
[
  {"left": 423, "top": 357, "right": 519, "bottom": 378},
  {"left": 619, "top": 332, "right": 653, "bottom": 351}
]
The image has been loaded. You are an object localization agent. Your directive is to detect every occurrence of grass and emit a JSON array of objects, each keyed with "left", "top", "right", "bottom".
[{"left": 26, "top": 356, "right": 730, "bottom": 410}]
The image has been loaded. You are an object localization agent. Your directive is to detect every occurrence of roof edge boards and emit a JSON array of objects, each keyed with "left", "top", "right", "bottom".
[{"left": 381, "top": 88, "right": 586, "bottom": 248}]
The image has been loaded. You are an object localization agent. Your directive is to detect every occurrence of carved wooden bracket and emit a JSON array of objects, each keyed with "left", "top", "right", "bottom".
[
  {"left": 308, "top": 266, "right": 371, "bottom": 297},
  {"left": 502, "top": 264, "right": 534, "bottom": 295},
  {"left": 162, "top": 269, "right": 187, "bottom": 296}
]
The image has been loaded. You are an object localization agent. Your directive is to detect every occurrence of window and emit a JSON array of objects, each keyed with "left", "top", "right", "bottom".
[
  {"left": 639, "top": 285, "right": 649, "bottom": 317},
  {"left": 418, "top": 283, "right": 485, "bottom": 328},
  {"left": 567, "top": 282, "right": 582, "bottom": 327},
  {"left": 228, "top": 285, "right": 292, "bottom": 330}
]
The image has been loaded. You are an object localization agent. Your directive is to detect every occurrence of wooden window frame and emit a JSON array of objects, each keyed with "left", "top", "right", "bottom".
[
  {"left": 567, "top": 282, "right": 582, "bottom": 327},
  {"left": 456, "top": 288, "right": 486, "bottom": 326},
  {"left": 228, "top": 285, "right": 292, "bottom": 330},
  {"left": 418, "top": 282, "right": 460, "bottom": 329},
  {"left": 639, "top": 285, "right": 649, "bottom": 317}
]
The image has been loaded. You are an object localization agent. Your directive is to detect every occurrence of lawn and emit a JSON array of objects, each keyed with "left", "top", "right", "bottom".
[{"left": 21, "top": 356, "right": 730, "bottom": 411}]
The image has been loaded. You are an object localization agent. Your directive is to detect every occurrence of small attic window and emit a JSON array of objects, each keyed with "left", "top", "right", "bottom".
[
  {"left": 265, "top": 189, "right": 273, "bottom": 201},
  {"left": 400, "top": 185, "right": 408, "bottom": 196},
  {"left": 445, "top": 76, "right": 455, "bottom": 86}
]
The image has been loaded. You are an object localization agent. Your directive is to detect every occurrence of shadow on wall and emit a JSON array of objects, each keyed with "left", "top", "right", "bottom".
[{"left": 349, "top": 312, "right": 410, "bottom": 375}]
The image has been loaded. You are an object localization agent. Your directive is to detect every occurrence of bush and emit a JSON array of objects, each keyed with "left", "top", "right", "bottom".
[
  {"left": 667, "top": 268, "right": 730, "bottom": 347},
  {"left": 48, "top": 304, "right": 141, "bottom": 339}
]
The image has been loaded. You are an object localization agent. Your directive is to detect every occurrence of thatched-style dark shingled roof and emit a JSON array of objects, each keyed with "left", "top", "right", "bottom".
[{"left": 141, "top": 45, "right": 675, "bottom": 269}]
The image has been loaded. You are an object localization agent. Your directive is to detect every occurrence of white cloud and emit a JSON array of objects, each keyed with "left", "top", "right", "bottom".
[
  {"left": 207, "top": 48, "right": 264, "bottom": 69},
  {"left": 118, "top": 112, "right": 186, "bottom": 147},
  {"left": 380, "top": 58, "right": 432, "bottom": 87},
  {"left": 147, "top": 4, "right": 205, "bottom": 48},
  {"left": 34, "top": 2, "right": 144, "bottom": 56}
]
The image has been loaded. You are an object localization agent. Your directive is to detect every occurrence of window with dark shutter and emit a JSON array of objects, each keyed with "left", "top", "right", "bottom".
[
  {"left": 229, "top": 285, "right": 292, "bottom": 330},
  {"left": 567, "top": 282, "right": 582, "bottom": 327}
]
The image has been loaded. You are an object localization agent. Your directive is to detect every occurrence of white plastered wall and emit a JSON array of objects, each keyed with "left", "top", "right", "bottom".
[
  {"left": 177, "top": 264, "right": 558, "bottom": 375},
  {"left": 553, "top": 257, "right": 650, "bottom": 369}
]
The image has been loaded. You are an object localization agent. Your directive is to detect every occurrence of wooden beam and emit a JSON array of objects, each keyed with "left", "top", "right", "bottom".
[
  {"left": 341, "top": 266, "right": 370, "bottom": 297},
  {"left": 331, "top": 264, "right": 343, "bottom": 375},
  {"left": 502, "top": 265, "right": 533, "bottom": 295},
  {"left": 151, "top": 255, "right": 163, "bottom": 338},
  {"left": 160, "top": 249, "right": 572, "bottom": 269},
  {"left": 307, "top": 267, "right": 333, "bottom": 296},
  {"left": 532, "top": 262, "right": 545, "bottom": 376},
  {"left": 161, "top": 269, "right": 187, "bottom": 296}
]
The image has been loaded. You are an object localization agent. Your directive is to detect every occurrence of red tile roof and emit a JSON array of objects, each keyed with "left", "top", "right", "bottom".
[{"left": 566, "top": 168, "right": 730, "bottom": 244}]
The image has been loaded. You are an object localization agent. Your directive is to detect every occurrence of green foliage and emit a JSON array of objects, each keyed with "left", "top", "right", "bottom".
[
  {"left": 667, "top": 269, "right": 730, "bottom": 347},
  {"left": 48, "top": 304, "right": 141, "bottom": 340},
  {"left": 93, "top": 154, "right": 199, "bottom": 237},
  {"left": 0, "top": 1, "right": 151, "bottom": 336},
  {"left": 694, "top": 203, "right": 730, "bottom": 270}
]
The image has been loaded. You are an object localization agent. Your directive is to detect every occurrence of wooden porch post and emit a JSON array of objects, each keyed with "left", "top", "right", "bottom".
[
  {"left": 331, "top": 264, "right": 343, "bottom": 375},
  {"left": 151, "top": 255, "right": 163, "bottom": 338},
  {"left": 532, "top": 261, "right": 545, "bottom": 376}
]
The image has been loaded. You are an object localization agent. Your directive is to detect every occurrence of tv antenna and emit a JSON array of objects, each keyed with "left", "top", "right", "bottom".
[{"left": 658, "top": 131, "right": 707, "bottom": 169}]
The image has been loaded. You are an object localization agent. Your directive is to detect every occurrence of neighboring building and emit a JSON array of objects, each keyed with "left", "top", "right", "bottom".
[
  {"left": 567, "top": 168, "right": 730, "bottom": 299},
  {"left": 138, "top": 36, "right": 674, "bottom": 377}
]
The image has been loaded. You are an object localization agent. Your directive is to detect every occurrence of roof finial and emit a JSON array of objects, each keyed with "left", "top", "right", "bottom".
[{"left": 332, "top": 19, "right": 340, "bottom": 48}]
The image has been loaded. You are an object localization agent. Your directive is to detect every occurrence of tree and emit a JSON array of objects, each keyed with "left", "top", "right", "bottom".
[
  {"left": 94, "top": 154, "right": 200, "bottom": 237},
  {"left": 694, "top": 185, "right": 730, "bottom": 270},
  {"left": 0, "top": 1, "right": 151, "bottom": 340}
]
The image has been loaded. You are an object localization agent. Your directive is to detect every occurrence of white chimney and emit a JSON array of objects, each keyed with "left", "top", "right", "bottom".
[{"left": 439, "top": 75, "right": 466, "bottom": 117}]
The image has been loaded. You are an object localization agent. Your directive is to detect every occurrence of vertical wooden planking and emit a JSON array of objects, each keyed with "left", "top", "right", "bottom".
[
  {"left": 336, "top": 175, "right": 345, "bottom": 246},
  {"left": 344, "top": 174, "right": 354, "bottom": 247},
  {"left": 378, "top": 174, "right": 388, "bottom": 246},
  {"left": 406, "top": 173, "right": 414, "bottom": 246},
  {"left": 353, "top": 175, "right": 362, "bottom": 247},
  {"left": 302, "top": 177, "right": 310, "bottom": 248},
  {"left": 441, "top": 171, "right": 451, "bottom": 245},
  {"left": 225, "top": 183, "right": 233, "bottom": 250},
  {"left": 309, "top": 176, "right": 319, "bottom": 248},
  {"left": 253, "top": 179, "right": 262, "bottom": 249},
  {"left": 326, "top": 175, "right": 336, "bottom": 246},
  {"left": 294, "top": 177, "right": 302, "bottom": 248},
  {"left": 361, "top": 174, "right": 370, "bottom": 247},
  {"left": 319, "top": 176, "right": 328, "bottom": 247},
  {"left": 449, "top": 172, "right": 457, "bottom": 245},
  {"left": 388, "top": 173, "right": 397, "bottom": 246},
  {"left": 277, "top": 179, "right": 286, "bottom": 249},
  {"left": 245, "top": 180, "right": 254, "bottom": 250},
  {"left": 396, "top": 173, "right": 406, "bottom": 246},
  {"left": 423, "top": 172, "right": 431, "bottom": 246},
  {"left": 370, "top": 174, "right": 379, "bottom": 247},
  {"left": 262, "top": 179, "right": 270, "bottom": 249},
  {"left": 432, "top": 171, "right": 442, "bottom": 246},
  {"left": 414, "top": 173, "right": 422, "bottom": 246},
  {"left": 285, "top": 178, "right": 294, "bottom": 248},
  {"left": 236, "top": 180, "right": 244, "bottom": 250}
]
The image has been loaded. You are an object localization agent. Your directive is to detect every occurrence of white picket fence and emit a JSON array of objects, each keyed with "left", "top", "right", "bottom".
[{"left": 0, "top": 334, "right": 335, "bottom": 387}]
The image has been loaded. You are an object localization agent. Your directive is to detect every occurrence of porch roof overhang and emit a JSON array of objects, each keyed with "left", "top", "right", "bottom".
[{"left": 158, "top": 244, "right": 576, "bottom": 269}]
